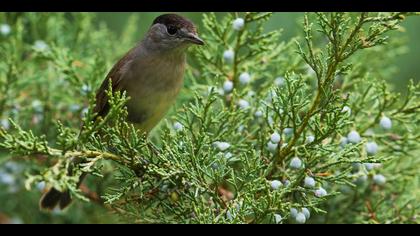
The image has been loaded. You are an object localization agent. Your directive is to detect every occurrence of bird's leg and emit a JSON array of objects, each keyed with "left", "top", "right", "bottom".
[{"left": 147, "top": 141, "right": 161, "bottom": 156}]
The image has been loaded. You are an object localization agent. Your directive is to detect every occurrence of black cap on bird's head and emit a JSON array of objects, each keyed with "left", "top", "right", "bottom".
[
  {"left": 149, "top": 13, "right": 204, "bottom": 47},
  {"left": 152, "top": 14, "right": 197, "bottom": 34}
]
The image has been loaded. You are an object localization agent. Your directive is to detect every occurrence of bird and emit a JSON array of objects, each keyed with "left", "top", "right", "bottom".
[{"left": 39, "top": 13, "right": 204, "bottom": 211}]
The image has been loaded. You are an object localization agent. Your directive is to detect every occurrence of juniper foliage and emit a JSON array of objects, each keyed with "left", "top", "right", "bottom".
[{"left": 0, "top": 12, "right": 419, "bottom": 224}]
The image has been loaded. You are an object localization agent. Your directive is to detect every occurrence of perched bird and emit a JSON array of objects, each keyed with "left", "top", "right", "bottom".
[{"left": 39, "top": 13, "right": 204, "bottom": 211}]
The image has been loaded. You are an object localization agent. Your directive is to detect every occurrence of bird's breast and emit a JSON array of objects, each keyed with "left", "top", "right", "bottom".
[{"left": 122, "top": 56, "right": 185, "bottom": 133}]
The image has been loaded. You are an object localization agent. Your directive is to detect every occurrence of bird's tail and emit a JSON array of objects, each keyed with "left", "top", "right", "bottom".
[
  {"left": 39, "top": 188, "right": 72, "bottom": 211},
  {"left": 39, "top": 172, "right": 87, "bottom": 211},
  {"left": 40, "top": 121, "right": 92, "bottom": 211}
]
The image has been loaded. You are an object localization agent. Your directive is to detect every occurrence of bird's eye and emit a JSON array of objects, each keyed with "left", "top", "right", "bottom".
[{"left": 167, "top": 25, "right": 178, "bottom": 35}]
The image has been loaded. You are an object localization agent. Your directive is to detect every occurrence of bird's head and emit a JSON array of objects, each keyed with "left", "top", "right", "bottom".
[{"left": 145, "top": 13, "right": 205, "bottom": 53}]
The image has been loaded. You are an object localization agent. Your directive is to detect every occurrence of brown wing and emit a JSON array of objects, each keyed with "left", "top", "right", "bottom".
[{"left": 94, "top": 47, "right": 136, "bottom": 119}]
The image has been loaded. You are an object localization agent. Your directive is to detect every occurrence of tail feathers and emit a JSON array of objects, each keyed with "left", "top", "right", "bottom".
[
  {"left": 59, "top": 191, "right": 72, "bottom": 209},
  {"left": 39, "top": 188, "right": 72, "bottom": 211},
  {"left": 39, "top": 173, "right": 87, "bottom": 211}
]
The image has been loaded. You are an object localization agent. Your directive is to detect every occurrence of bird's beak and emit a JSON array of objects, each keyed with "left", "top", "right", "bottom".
[{"left": 185, "top": 33, "right": 205, "bottom": 45}]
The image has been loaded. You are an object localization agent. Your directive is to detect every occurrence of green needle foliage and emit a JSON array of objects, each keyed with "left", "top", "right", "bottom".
[{"left": 0, "top": 12, "right": 419, "bottom": 224}]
